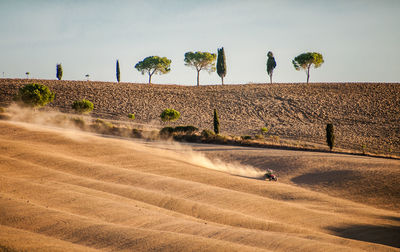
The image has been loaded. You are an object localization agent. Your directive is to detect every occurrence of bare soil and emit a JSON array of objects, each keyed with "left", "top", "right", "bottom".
[
  {"left": 1, "top": 78, "right": 399, "bottom": 156},
  {"left": 1, "top": 120, "right": 399, "bottom": 251}
]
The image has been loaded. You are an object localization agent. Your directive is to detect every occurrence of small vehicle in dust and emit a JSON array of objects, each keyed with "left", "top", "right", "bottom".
[{"left": 264, "top": 169, "right": 278, "bottom": 181}]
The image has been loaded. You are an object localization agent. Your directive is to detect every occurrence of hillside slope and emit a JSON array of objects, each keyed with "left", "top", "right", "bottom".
[
  {"left": 1, "top": 120, "right": 399, "bottom": 251},
  {"left": 0, "top": 79, "right": 399, "bottom": 155}
]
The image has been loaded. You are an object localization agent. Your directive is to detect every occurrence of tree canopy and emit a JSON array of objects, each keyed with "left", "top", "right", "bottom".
[
  {"left": 292, "top": 52, "right": 324, "bottom": 84},
  {"left": 184, "top": 51, "right": 216, "bottom": 86},
  {"left": 135, "top": 56, "right": 171, "bottom": 84},
  {"left": 216, "top": 47, "right": 226, "bottom": 85},
  {"left": 266, "top": 51, "right": 276, "bottom": 84}
]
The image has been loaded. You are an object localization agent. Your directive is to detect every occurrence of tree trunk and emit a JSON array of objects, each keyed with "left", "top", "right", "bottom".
[
  {"left": 197, "top": 70, "right": 200, "bottom": 87},
  {"left": 269, "top": 74, "right": 272, "bottom": 84},
  {"left": 221, "top": 76, "right": 224, "bottom": 85},
  {"left": 148, "top": 73, "right": 152, "bottom": 84},
  {"left": 306, "top": 65, "right": 310, "bottom": 84}
]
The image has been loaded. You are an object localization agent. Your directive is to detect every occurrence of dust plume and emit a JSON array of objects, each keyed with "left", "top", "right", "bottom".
[
  {"left": 5, "top": 103, "right": 86, "bottom": 130},
  {"left": 147, "top": 141, "right": 265, "bottom": 179},
  {"left": 3, "top": 103, "right": 265, "bottom": 179},
  {"left": 188, "top": 152, "right": 265, "bottom": 178}
]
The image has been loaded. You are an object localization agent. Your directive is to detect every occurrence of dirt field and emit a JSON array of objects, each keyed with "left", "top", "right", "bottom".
[
  {"left": 1, "top": 120, "right": 399, "bottom": 251},
  {"left": 1, "top": 79, "right": 399, "bottom": 156}
]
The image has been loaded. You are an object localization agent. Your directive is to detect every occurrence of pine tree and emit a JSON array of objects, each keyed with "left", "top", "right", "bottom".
[
  {"left": 116, "top": 59, "right": 120, "bottom": 83},
  {"left": 184, "top": 51, "right": 216, "bottom": 86},
  {"left": 292, "top": 52, "right": 324, "bottom": 84},
  {"left": 135, "top": 56, "right": 171, "bottom": 84},
  {"left": 326, "top": 123, "right": 335, "bottom": 151},
  {"left": 216, "top": 47, "right": 226, "bottom": 85},
  {"left": 213, "top": 109, "right": 220, "bottom": 135}
]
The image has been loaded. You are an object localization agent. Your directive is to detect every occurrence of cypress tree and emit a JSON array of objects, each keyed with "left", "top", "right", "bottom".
[
  {"left": 56, "top": 63, "right": 63, "bottom": 80},
  {"left": 116, "top": 59, "right": 120, "bottom": 83},
  {"left": 326, "top": 123, "right": 335, "bottom": 151},
  {"left": 266, "top": 51, "right": 276, "bottom": 84},
  {"left": 216, "top": 47, "right": 226, "bottom": 85},
  {"left": 213, "top": 109, "right": 220, "bottom": 135}
]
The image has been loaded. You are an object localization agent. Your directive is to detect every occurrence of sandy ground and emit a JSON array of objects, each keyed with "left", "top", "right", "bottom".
[
  {"left": 1, "top": 120, "right": 399, "bottom": 251},
  {"left": 187, "top": 143, "right": 400, "bottom": 211},
  {"left": 1, "top": 79, "right": 399, "bottom": 156}
]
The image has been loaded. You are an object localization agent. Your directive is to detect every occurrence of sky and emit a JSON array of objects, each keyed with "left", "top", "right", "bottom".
[{"left": 0, "top": 0, "right": 399, "bottom": 85}]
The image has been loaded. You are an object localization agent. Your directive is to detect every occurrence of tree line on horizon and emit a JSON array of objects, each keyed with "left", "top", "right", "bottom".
[{"left": 53, "top": 50, "right": 324, "bottom": 86}]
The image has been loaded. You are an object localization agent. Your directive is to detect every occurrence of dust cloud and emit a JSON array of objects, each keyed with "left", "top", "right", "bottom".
[
  {"left": 3, "top": 103, "right": 265, "bottom": 179},
  {"left": 188, "top": 152, "right": 265, "bottom": 178},
  {"left": 149, "top": 141, "right": 265, "bottom": 178}
]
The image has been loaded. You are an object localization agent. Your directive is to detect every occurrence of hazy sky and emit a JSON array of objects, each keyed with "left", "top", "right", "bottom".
[{"left": 0, "top": 0, "right": 399, "bottom": 85}]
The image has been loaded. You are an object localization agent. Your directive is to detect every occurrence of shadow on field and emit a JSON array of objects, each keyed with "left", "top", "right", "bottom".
[
  {"left": 327, "top": 224, "right": 400, "bottom": 248},
  {"left": 291, "top": 170, "right": 357, "bottom": 186},
  {"left": 382, "top": 216, "right": 400, "bottom": 222}
]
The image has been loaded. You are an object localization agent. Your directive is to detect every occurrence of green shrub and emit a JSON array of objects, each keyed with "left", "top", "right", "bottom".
[
  {"left": 160, "top": 127, "right": 174, "bottom": 137},
  {"left": 132, "top": 128, "right": 143, "bottom": 138},
  {"left": 14, "top": 83, "right": 55, "bottom": 107},
  {"left": 214, "top": 134, "right": 228, "bottom": 144},
  {"left": 90, "top": 119, "right": 113, "bottom": 134},
  {"left": 128, "top": 113, "right": 135, "bottom": 120},
  {"left": 174, "top": 125, "right": 198, "bottom": 134},
  {"left": 94, "top": 119, "right": 113, "bottom": 128},
  {"left": 148, "top": 130, "right": 160, "bottom": 140},
  {"left": 255, "top": 134, "right": 264, "bottom": 140},
  {"left": 72, "top": 99, "right": 94, "bottom": 114},
  {"left": 160, "top": 108, "right": 180, "bottom": 122},
  {"left": 175, "top": 133, "right": 200, "bottom": 142},
  {"left": 261, "top": 127, "right": 269, "bottom": 134},
  {"left": 241, "top": 135, "right": 252, "bottom": 140},
  {"left": 201, "top": 129, "right": 215, "bottom": 138},
  {"left": 361, "top": 144, "right": 367, "bottom": 155},
  {"left": 70, "top": 117, "right": 85, "bottom": 129}
]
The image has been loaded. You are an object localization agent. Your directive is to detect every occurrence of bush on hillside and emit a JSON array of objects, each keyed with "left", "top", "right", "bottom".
[
  {"left": 255, "top": 134, "right": 264, "bottom": 140},
  {"left": 160, "top": 108, "right": 180, "bottom": 123},
  {"left": 174, "top": 125, "right": 198, "bottom": 134},
  {"left": 241, "top": 135, "right": 252, "bottom": 140},
  {"left": 201, "top": 129, "right": 215, "bottom": 139},
  {"left": 94, "top": 119, "right": 113, "bottom": 128},
  {"left": 159, "top": 127, "right": 175, "bottom": 137},
  {"left": 70, "top": 117, "right": 85, "bottom": 129},
  {"left": 261, "top": 127, "right": 269, "bottom": 134},
  {"left": 72, "top": 99, "right": 94, "bottom": 114},
  {"left": 214, "top": 134, "right": 228, "bottom": 144},
  {"left": 128, "top": 113, "right": 135, "bottom": 120},
  {"left": 90, "top": 119, "right": 113, "bottom": 134},
  {"left": 14, "top": 83, "right": 55, "bottom": 108},
  {"left": 132, "top": 128, "right": 143, "bottom": 138}
]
